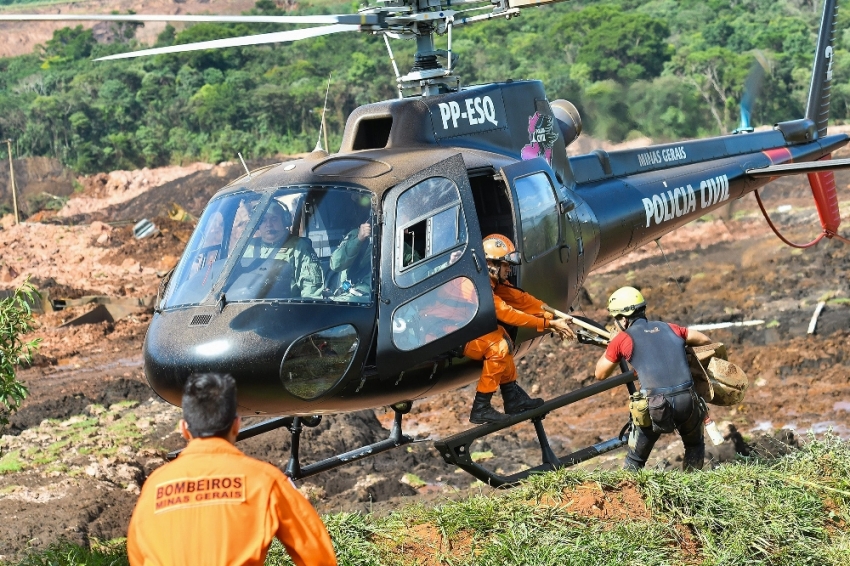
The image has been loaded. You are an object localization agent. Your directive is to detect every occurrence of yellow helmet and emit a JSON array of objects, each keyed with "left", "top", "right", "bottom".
[
  {"left": 482, "top": 234, "right": 520, "bottom": 265},
  {"left": 607, "top": 287, "right": 646, "bottom": 318}
]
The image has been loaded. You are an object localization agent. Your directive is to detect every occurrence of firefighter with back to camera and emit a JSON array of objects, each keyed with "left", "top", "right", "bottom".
[
  {"left": 464, "top": 234, "right": 574, "bottom": 424},
  {"left": 594, "top": 287, "right": 713, "bottom": 471},
  {"left": 127, "top": 373, "right": 337, "bottom": 566}
]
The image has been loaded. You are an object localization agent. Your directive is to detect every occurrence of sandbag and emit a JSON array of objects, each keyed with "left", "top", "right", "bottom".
[{"left": 688, "top": 343, "right": 748, "bottom": 406}]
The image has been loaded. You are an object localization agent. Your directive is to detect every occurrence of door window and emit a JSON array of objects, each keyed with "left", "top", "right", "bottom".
[
  {"left": 395, "top": 177, "right": 468, "bottom": 287},
  {"left": 515, "top": 172, "right": 559, "bottom": 260},
  {"left": 391, "top": 277, "right": 479, "bottom": 351}
]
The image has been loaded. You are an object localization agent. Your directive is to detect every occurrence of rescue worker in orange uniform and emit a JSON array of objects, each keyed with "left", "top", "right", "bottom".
[
  {"left": 127, "top": 373, "right": 337, "bottom": 566},
  {"left": 466, "top": 234, "right": 574, "bottom": 424}
]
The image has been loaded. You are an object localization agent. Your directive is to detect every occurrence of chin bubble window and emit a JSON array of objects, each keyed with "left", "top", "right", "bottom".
[{"left": 280, "top": 324, "right": 359, "bottom": 400}]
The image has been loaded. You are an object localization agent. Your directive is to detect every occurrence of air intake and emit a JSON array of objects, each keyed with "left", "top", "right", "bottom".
[{"left": 190, "top": 314, "right": 213, "bottom": 327}]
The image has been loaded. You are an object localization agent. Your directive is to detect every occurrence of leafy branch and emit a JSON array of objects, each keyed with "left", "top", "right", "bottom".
[{"left": 0, "top": 280, "right": 41, "bottom": 428}]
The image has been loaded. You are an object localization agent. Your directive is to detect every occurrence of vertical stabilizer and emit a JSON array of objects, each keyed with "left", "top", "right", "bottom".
[{"left": 806, "top": 0, "right": 839, "bottom": 138}]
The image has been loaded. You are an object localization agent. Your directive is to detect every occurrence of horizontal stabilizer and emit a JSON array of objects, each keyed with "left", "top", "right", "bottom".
[{"left": 746, "top": 157, "right": 850, "bottom": 178}]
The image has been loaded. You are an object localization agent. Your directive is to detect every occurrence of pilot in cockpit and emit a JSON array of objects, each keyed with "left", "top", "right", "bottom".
[
  {"left": 329, "top": 193, "right": 418, "bottom": 302},
  {"left": 240, "top": 200, "right": 324, "bottom": 298},
  {"left": 328, "top": 193, "right": 375, "bottom": 302}
]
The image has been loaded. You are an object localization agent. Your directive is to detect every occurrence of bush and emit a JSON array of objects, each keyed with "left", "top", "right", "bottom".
[{"left": 0, "top": 281, "right": 40, "bottom": 428}]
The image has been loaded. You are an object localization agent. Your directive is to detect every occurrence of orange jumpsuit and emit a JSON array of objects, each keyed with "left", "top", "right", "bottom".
[
  {"left": 127, "top": 437, "right": 336, "bottom": 566},
  {"left": 464, "top": 279, "right": 553, "bottom": 393}
]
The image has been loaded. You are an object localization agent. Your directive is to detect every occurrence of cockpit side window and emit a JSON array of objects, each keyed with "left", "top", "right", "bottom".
[
  {"left": 394, "top": 177, "right": 468, "bottom": 288},
  {"left": 163, "top": 192, "right": 262, "bottom": 307},
  {"left": 515, "top": 172, "right": 559, "bottom": 261}
]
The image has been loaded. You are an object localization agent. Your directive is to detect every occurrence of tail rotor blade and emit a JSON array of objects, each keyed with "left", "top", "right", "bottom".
[
  {"left": 95, "top": 24, "right": 360, "bottom": 61},
  {"left": 737, "top": 58, "right": 765, "bottom": 132}
]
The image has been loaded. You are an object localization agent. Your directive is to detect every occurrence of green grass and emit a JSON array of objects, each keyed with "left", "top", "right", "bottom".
[
  {"left": 7, "top": 435, "right": 850, "bottom": 565},
  {"left": 0, "top": 450, "right": 24, "bottom": 474},
  {"left": 11, "top": 539, "right": 129, "bottom": 566}
]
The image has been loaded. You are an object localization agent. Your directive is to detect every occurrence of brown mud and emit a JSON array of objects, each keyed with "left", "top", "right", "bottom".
[{"left": 0, "top": 160, "right": 849, "bottom": 561}]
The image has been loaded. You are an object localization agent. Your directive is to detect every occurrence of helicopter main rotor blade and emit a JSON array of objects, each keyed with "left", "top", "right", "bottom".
[
  {"left": 0, "top": 13, "right": 382, "bottom": 25},
  {"left": 95, "top": 24, "right": 360, "bottom": 61},
  {"left": 746, "top": 157, "right": 850, "bottom": 178}
]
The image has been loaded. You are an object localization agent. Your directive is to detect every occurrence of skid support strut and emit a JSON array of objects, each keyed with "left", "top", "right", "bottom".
[
  {"left": 434, "top": 371, "right": 637, "bottom": 487},
  {"left": 286, "top": 404, "right": 415, "bottom": 480}
]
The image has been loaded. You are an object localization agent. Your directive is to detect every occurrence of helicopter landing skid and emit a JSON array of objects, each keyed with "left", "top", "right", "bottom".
[
  {"left": 434, "top": 370, "right": 637, "bottom": 488},
  {"left": 166, "top": 404, "right": 416, "bottom": 480},
  {"left": 283, "top": 404, "right": 417, "bottom": 480}
]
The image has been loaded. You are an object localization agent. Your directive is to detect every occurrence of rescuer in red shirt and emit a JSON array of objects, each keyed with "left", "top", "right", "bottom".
[
  {"left": 127, "top": 373, "right": 337, "bottom": 566},
  {"left": 595, "top": 286, "right": 713, "bottom": 471},
  {"left": 465, "top": 234, "right": 574, "bottom": 424}
]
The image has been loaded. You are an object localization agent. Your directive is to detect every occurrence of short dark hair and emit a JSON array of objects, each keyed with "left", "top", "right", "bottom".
[{"left": 182, "top": 373, "right": 238, "bottom": 438}]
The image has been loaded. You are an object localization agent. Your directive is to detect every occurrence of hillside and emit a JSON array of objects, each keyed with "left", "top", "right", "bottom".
[
  {"left": 1, "top": 0, "right": 848, "bottom": 174},
  {"left": 1, "top": 156, "right": 849, "bottom": 561},
  {"left": 0, "top": 0, "right": 259, "bottom": 58}
]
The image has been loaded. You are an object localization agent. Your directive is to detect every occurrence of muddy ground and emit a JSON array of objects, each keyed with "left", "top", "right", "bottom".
[{"left": 0, "top": 159, "right": 849, "bottom": 561}]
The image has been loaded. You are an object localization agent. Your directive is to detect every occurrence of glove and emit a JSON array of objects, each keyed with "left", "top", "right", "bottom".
[{"left": 547, "top": 318, "right": 575, "bottom": 342}]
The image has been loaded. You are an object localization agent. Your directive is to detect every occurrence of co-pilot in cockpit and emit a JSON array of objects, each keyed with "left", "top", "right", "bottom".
[{"left": 161, "top": 186, "right": 376, "bottom": 309}]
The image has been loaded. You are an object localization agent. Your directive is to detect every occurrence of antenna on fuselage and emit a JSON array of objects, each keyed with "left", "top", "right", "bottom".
[
  {"left": 314, "top": 74, "right": 332, "bottom": 152},
  {"left": 238, "top": 152, "right": 252, "bottom": 180},
  {"left": 383, "top": 34, "right": 403, "bottom": 99}
]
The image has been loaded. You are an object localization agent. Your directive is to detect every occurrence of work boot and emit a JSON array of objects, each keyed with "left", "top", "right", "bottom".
[
  {"left": 683, "top": 443, "right": 705, "bottom": 472},
  {"left": 500, "top": 382, "right": 544, "bottom": 415},
  {"left": 469, "top": 392, "right": 510, "bottom": 424}
]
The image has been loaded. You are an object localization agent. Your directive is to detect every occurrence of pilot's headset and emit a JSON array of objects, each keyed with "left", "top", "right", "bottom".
[{"left": 264, "top": 200, "right": 293, "bottom": 233}]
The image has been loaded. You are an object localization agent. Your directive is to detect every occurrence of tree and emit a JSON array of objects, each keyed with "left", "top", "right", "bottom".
[
  {"left": 669, "top": 44, "right": 751, "bottom": 133},
  {"left": 0, "top": 281, "right": 41, "bottom": 428},
  {"left": 39, "top": 25, "right": 96, "bottom": 68},
  {"left": 554, "top": 5, "right": 673, "bottom": 83}
]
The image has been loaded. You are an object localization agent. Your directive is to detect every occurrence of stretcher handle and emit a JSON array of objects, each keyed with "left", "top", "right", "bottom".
[{"left": 542, "top": 305, "right": 612, "bottom": 340}]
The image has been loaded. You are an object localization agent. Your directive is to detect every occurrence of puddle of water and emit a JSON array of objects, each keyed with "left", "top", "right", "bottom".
[
  {"left": 771, "top": 421, "right": 850, "bottom": 440},
  {"left": 833, "top": 401, "right": 850, "bottom": 412},
  {"left": 750, "top": 421, "right": 774, "bottom": 432}
]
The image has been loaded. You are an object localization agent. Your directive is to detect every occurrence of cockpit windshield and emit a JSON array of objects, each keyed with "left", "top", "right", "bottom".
[{"left": 162, "top": 185, "right": 375, "bottom": 309}]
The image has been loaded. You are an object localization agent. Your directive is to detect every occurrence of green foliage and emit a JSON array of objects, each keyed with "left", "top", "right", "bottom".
[
  {"left": 12, "top": 538, "right": 129, "bottom": 566},
  {"left": 0, "top": 0, "right": 845, "bottom": 162},
  {"left": 554, "top": 5, "right": 673, "bottom": 83},
  {"left": 0, "top": 281, "right": 40, "bottom": 428}
]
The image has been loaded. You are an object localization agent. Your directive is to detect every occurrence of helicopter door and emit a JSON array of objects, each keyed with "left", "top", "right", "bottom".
[
  {"left": 377, "top": 154, "right": 497, "bottom": 377},
  {"left": 499, "top": 158, "right": 569, "bottom": 345}
]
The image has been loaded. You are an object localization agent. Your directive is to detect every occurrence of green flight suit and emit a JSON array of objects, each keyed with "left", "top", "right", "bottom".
[
  {"left": 329, "top": 228, "right": 372, "bottom": 301},
  {"left": 330, "top": 228, "right": 420, "bottom": 302}
]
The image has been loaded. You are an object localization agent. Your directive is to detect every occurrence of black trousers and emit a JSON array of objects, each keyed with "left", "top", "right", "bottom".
[{"left": 625, "top": 388, "right": 705, "bottom": 471}]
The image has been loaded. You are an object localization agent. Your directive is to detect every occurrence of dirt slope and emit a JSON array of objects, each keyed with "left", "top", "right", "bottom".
[
  {"left": 0, "top": 0, "right": 261, "bottom": 59},
  {"left": 0, "top": 161, "right": 849, "bottom": 561}
]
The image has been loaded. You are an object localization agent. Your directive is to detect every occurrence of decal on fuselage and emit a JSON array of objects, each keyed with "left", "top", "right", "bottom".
[
  {"left": 826, "top": 45, "right": 834, "bottom": 81},
  {"left": 641, "top": 174, "right": 729, "bottom": 228},
  {"left": 428, "top": 92, "right": 508, "bottom": 139},
  {"left": 637, "top": 146, "right": 687, "bottom": 168},
  {"left": 521, "top": 112, "right": 559, "bottom": 164}
]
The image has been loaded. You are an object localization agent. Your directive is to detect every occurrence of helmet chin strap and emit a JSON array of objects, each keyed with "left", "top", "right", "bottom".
[{"left": 615, "top": 317, "right": 628, "bottom": 331}]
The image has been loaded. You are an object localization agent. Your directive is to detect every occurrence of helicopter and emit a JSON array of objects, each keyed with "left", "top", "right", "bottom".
[{"left": 4, "top": 0, "right": 850, "bottom": 485}]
